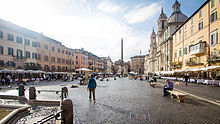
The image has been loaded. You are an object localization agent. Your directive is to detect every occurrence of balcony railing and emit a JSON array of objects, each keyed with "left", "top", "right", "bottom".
[
  {"left": 186, "top": 60, "right": 204, "bottom": 66},
  {"left": 13, "top": 56, "right": 26, "bottom": 61},
  {"left": 189, "top": 41, "right": 206, "bottom": 55}
]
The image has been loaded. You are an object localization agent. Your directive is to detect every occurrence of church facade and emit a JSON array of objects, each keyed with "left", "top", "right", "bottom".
[{"left": 145, "top": 0, "right": 188, "bottom": 74}]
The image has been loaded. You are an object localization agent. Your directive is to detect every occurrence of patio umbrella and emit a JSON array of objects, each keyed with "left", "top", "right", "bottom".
[
  {"left": 0, "top": 69, "right": 14, "bottom": 73},
  {"left": 75, "top": 68, "right": 92, "bottom": 72},
  {"left": 36, "top": 70, "right": 46, "bottom": 73},
  {"left": 129, "top": 71, "right": 135, "bottom": 74},
  {"left": 14, "top": 69, "right": 27, "bottom": 73},
  {"left": 72, "top": 72, "right": 77, "bottom": 75}
]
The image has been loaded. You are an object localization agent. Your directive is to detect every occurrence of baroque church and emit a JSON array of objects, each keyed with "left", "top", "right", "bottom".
[{"left": 144, "top": 0, "right": 188, "bottom": 74}]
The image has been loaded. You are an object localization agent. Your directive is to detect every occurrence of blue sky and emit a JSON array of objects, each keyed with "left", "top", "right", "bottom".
[{"left": 0, "top": 0, "right": 206, "bottom": 61}]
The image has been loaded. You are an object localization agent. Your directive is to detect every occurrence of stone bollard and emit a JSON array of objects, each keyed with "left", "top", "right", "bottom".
[
  {"left": 61, "top": 99, "right": 73, "bottom": 124},
  {"left": 18, "top": 84, "right": 25, "bottom": 96},
  {"left": 29, "top": 86, "right": 36, "bottom": 100},
  {"left": 61, "top": 87, "right": 68, "bottom": 100}
]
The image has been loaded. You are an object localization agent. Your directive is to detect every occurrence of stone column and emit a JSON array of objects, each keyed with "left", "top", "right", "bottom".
[
  {"left": 18, "top": 84, "right": 25, "bottom": 96},
  {"left": 29, "top": 86, "right": 36, "bottom": 100},
  {"left": 61, "top": 99, "right": 73, "bottom": 124}
]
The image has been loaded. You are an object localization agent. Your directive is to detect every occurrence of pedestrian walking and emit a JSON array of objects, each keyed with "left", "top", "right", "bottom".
[
  {"left": 184, "top": 74, "right": 189, "bottom": 86},
  {"left": 163, "top": 79, "right": 173, "bottom": 96},
  {"left": 87, "top": 74, "right": 97, "bottom": 103}
]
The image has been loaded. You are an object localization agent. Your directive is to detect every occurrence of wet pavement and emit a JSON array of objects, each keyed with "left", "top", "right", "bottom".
[{"left": 1, "top": 78, "right": 220, "bottom": 123}]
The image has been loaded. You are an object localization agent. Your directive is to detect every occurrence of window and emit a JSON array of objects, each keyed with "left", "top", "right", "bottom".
[
  {"left": 44, "top": 44, "right": 48, "bottom": 49},
  {"left": 52, "top": 47, "right": 55, "bottom": 51},
  {"left": 175, "top": 51, "right": 177, "bottom": 58},
  {"left": 76, "top": 61, "right": 78, "bottom": 64},
  {"left": 0, "top": 60, "right": 4, "bottom": 67},
  {"left": 62, "top": 59, "right": 65, "bottom": 64},
  {"left": 66, "top": 59, "right": 68, "bottom": 64},
  {"left": 179, "top": 29, "right": 181, "bottom": 34},
  {"left": 210, "top": 11, "right": 217, "bottom": 23},
  {"left": 179, "top": 35, "right": 181, "bottom": 42},
  {"left": 185, "top": 24, "right": 187, "bottom": 30},
  {"left": 25, "top": 39, "right": 30, "bottom": 46},
  {"left": 162, "top": 20, "right": 165, "bottom": 29},
  {"left": 37, "top": 42, "right": 40, "bottom": 47},
  {"left": 191, "top": 18, "right": 193, "bottom": 25},
  {"left": 17, "top": 49, "right": 23, "bottom": 59},
  {"left": 0, "top": 31, "right": 3, "bottom": 38},
  {"left": 57, "top": 58, "right": 61, "bottom": 63},
  {"left": 51, "top": 57, "right": 55, "bottom": 62},
  {"left": 198, "top": 21, "right": 203, "bottom": 30},
  {"left": 16, "top": 36, "right": 22, "bottom": 44},
  {"left": 25, "top": 51, "right": 30, "bottom": 58},
  {"left": 199, "top": 10, "right": 202, "bottom": 18},
  {"left": 32, "top": 41, "right": 40, "bottom": 48},
  {"left": 179, "top": 50, "right": 182, "bottom": 57},
  {"left": 69, "top": 60, "right": 71, "bottom": 65},
  {"left": 198, "top": 56, "right": 201, "bottom": 63},
  {"left": 32, "top": 41, "right": 37, "bottom": 47},
  {"left": 8, "top": 47, "right": 13, "bottom": 56},
  {"left": 44, "top": 65, "right": 49, "bottom": 71},
  {"left": 52, "top": 65, "right": 56, "bottom": 71},
  {"left": 8, "top": 34, "right": 14, "bottom": 41},
  {"left": 62, "top": 50, "right": 64, "bottom": 54},
  {"left": 211, "top": 0, "right": 215, "bottom": 8},
  {"left": 191, "top": 27, "right": 193, "bottom": 36},
  {"left": 57, "top": 66, "right": 61, "bottom": 71},
  {"left": 66, "top": 51, "right": 68, "bottom": 55},
  {"left": 184, "top": 32, "right": 187, "bottom": 39},
  {"left": 210, "top": 31, "right": 217, "bottom": 45},
  {"left": 44, "top": 55, "right": 48, "bottom": 61},
  {"left": 69, "top": 52, "right": 71, "bottom": 55},
  {"left": 76, "top": 56, "right": 78, "bottom": 59},
  {"left": 184, "top": 47, "right": 187, "bottom": 54},
  {"left": 58, "top": 48, "right": 60, "bottom": 53},
  {"left": 0, "top": 46, "right": 3, "bottom": 54},
  {"left": 32, "top": 53, "right": 40, "bottom": 60},
  {"left": 32, "top": 53, "right": 37, "bottom": 59}
]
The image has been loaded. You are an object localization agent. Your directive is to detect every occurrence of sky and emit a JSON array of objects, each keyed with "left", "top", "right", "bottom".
[{"left": 0, "top": 0, "right": 206, "bottom": 62}]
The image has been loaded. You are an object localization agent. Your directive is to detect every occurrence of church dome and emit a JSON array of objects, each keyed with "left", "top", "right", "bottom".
[
  {"left": 168, "top": 0, "right": 188, "bottom": 23},
  {"left": 168, "top": 12, "right": 188, "bottom": 23}
]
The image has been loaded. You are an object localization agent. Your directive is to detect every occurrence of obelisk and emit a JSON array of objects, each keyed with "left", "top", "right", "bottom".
[{"left": 121, "top": 38, "right": 123, "bottom": 63}]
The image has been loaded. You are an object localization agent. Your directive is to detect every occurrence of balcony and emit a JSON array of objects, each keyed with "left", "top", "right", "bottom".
[
  {"left": 13, "top": 56, "right": 26, "bottom": 61},
  {"left": 186, "top": 60, "right": 204, "bottom": 66},
  {"left": 189, "top": 41, "right": 206, "bottom": 55},
  {"left": 170, "top": 61, "right": 182, "bottom": 69},
  {"left": 208, "top": 55, "right": 220, "bottom": 63}
]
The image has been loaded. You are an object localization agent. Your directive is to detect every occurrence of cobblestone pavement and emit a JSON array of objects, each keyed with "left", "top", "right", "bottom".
[
  {"left": 1, "top": 78, "right": 220, "bottom": 123},
  {"left": 69, "top": 78, "right": 220, "bottom": 124},
  {"left": 157, "top": 79, "right": 220, "bottom": 103}
]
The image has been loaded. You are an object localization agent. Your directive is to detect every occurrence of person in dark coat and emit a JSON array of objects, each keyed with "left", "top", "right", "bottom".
[
  {"left": 184, "top": 74, "right": 189, "bottom": 86},
  {"left": 87, "top": 75, "right": 97, "bottom": 103}
]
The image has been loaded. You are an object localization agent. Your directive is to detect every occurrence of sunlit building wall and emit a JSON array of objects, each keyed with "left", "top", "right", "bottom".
[{"left": 172, "top": 0, "right": 220, "bottom": 70}]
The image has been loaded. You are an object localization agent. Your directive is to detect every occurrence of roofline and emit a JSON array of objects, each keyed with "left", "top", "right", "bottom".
[{"left": 172, "top": 0, "right": 209, "bottom": 36}]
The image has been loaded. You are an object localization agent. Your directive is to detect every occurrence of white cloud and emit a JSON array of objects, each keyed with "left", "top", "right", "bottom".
[
  {"left": 0, "top": 0, "right": 151, "bottom": 62},
  {"left": 97, "top": 0, "right": 122, "bottom": 13},
  {"left": 124, "top": 3, "right": 161, "bottom": 24}
]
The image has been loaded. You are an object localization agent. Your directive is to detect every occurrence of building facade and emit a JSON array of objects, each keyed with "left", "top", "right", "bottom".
[
  {"left": 130, "top": 55, "right": 145, "bottom": 74},
  {"left": 145, "top": 0, "right": 188, "bottom": 73},
  {"left": 172, "top": 0, "right": 220, "bottom": 71},
  {"left": 0, "top": 19, "right": 107, "bottom": 72}
]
